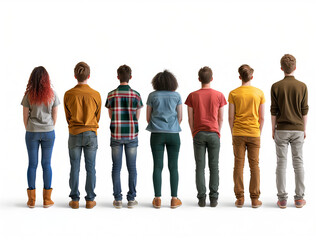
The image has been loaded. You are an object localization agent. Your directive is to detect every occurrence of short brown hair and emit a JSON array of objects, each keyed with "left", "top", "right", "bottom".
[
  {"left": 117, "top": 65, "right": 132, "bottom": 83},
  {"left": 152, "top": 70, "right": 178, "bottom": 91},
  {"left": 198, "top": 66, "right": 213, "bottom": 84},
  {"left": 280, "top": 54, "right": 296, "bottom": 74},
  {"left": 74, "top": 62, "right": 90, "bottom": 82},
  {"left": 238, "top": 64, "right": 254, "bottom": 82}
]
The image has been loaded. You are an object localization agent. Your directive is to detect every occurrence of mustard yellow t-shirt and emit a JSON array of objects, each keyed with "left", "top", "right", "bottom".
[{"left": 228, "top": 86, "right": 265, "bottom": 137}]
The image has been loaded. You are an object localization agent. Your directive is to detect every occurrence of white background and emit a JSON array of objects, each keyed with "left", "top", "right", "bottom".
[{"left": 0, "top": 0, "right": 318, "bottom": 239}]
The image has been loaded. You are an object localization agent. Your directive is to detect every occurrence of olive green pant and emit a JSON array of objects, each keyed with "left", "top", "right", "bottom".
[{"left": 150, "top": 133, "right": 180, "bottom": 197}]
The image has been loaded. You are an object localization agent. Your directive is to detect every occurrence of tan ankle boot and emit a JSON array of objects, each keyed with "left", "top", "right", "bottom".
[
  {"left": 27, "top": 189, "right": 36, "bottom": 208},
  {"left": 43, "top": 188, "right": 54, "bottom": 208}
]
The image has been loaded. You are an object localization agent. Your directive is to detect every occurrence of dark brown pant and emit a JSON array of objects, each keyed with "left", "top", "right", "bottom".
[{"left": 232, "top": 136, "right": 260, "bottom": 200}]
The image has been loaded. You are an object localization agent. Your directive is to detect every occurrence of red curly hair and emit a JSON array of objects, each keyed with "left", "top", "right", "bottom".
[{"left": 25, "top": 66, "right": 54, "bottom": 106}]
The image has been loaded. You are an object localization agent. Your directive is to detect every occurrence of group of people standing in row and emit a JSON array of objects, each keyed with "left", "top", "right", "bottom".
[{"left": 21, "top": 54, "right": 308, "bottom": 210}]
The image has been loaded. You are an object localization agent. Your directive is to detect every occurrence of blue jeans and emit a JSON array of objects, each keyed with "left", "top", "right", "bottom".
[
  {"left": 111, "top": 137, "right": 138, "bottom": 201},
  {"left": 68, "top": 131, "right": 98, "bottom": 201},
  {"left": 25, "top": 131, "right": 55, "bottom": 190}
]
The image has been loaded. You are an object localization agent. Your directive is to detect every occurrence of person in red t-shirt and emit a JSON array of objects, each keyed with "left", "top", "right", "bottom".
[{"left": 185, "top": 66, "right": 227, "bottom": 207}]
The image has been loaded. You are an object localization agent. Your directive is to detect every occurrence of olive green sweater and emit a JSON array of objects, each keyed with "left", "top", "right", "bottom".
[{"left": 270, "top": 76, "right": 308, "bottom": 131}]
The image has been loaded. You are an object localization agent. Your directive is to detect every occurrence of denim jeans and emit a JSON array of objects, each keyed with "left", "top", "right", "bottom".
[
  {"left": 111, "top": 137, "right": 138, "bottom": 201},
  {"left": 68, "top": 131, "right": 98, "bottom": 201},
  {"left": 25, "top": 131, "right": 55, "bottom": 190},
  {"left": 193, "top": 131, "right": 220, "bottom": 200}
]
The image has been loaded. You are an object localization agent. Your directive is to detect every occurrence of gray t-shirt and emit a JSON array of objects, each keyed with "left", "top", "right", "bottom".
[{"left": 21, "top": 91, "right": 60, "bottom": 132}]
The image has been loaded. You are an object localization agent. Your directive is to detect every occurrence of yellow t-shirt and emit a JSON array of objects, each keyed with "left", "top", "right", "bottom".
[{"left": 228, "top": 86, "right": 265, "bottom": 137}]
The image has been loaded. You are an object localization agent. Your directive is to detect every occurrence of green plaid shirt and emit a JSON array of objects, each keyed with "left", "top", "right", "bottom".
[{"left": 105, "top": 85, "right": 143, "bottom": 140}]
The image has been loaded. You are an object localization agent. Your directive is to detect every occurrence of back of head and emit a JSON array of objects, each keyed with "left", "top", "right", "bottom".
[
  {"left": 25, "top": 66, "right": 54, "bottom": 105},
  {"left": 152, "top": 70, "right": 178, "bottom": 91},
  {"left": 198, "top": 66, "right": 213, "bottom": 84},
  {"left": 117, "top": 65, "right": 132, "bottom": 83},
  {"left": 74, "top": 62, "right": 90, "bottom": 82},
  {"left": 280, "top": 54, "right": 296, "bottom": 74},
  {"left": 238, "top": 64, "right": 254, "bottom": 82}
]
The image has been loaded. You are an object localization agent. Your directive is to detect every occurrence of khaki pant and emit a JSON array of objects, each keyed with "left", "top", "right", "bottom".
[
  {"left": 275, "top": 130, "right": 305, "bottom": 201},
  {"left": 232, "top": 136, "right": 260, "bottom": 199}
]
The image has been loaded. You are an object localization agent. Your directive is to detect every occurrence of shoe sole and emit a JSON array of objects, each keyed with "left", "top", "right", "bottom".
[
  {"left": 43, "top": 204, "right": 54, "bottom": 208},
  {"left": 113, "top": 205, "right": 122, "bottom": 209},
  {"left": 27, "top": 205, "right": 35, "bottom": 208},
  {"left": 277, "top": 203, "right": 286, "bottom": 209},
  {"left": 153, "top": 204, "right": 161, "bottom": 209},
  {"left": 235, "top": 204, "right": 243, "bottom": 208},
  {"left": 127, "top": 205, "right": 137, "bottom": 209},
  {"left": 252, "top": 205, "right": 262, "bottom": 208},
  {"left": 295, "top": 205, "right": 305, "bottom": 208},
  {"left": 171, "top": 204, "right": 182, "bottom": 209}
]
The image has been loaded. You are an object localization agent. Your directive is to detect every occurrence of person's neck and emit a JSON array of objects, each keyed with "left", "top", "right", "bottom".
[
  {"left": 77, "top": 80, "right": 88, "bottom": 85},
  {"left": 120, "top": 82, "right": 129, "bottom": 86},
  {"left": 241, "top": 81, "right": 251, "bottom": 86},
  {"left": 285, "top": 73, "right": 294, "bottom": 77},
  {"left": 201, "top": 83, "right": 211, "bottom": 89}
]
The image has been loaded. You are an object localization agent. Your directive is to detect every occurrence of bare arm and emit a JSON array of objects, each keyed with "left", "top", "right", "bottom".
[
  {"left": 258, "top": 103, "right": 265, "bottom": 134},
  {"left": 187, "top": 106, "right": 194, "bottom": 134},
  {"left": 136, "top": 108, "right": 141, "bottom": 120},
  {"left": 52, "top": 106, "right": 58, "bottom": 125},
  {"left": 108, "top": 109, "right": 112, "bottom": 119},
  {"left": 228, "top": 103, "right": 235, "bottom": 134},
  {"left": 23, "top": 107, "right": 29, "bottom": 130},
  {"left": 177, "top": 104, "right": 182, "bottom": 124},
  {"left": 218, "top": 106, "right": 224, "bottom": 132},
  {"left": 303, "top": 115, "right": 308, "bottom": 139},
  {"left": 271, "top": 115, "right": 277, "bottom": 139}
]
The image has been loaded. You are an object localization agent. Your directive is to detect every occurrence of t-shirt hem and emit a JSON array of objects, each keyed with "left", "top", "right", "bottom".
[{"left": 276, "top": 124, "right": 304, "bottom": 131}]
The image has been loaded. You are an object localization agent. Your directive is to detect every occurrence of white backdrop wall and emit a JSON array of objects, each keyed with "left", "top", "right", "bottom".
[{"left": 0, "top": 0, "right": 318, "bottom": 239}]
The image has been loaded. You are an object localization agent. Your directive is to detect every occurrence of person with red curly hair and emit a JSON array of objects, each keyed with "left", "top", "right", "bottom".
[{"left": 21, "top": 66, "right": 60, "bottom": 208}]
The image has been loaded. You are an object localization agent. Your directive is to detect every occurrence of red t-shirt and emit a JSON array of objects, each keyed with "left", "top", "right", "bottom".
[{"left": 185, "top": 88, "right": 227, "bottom": 137}]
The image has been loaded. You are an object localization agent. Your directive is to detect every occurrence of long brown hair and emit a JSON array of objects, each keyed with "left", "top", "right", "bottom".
[{"left": 25, "top": 66, "right": 54, "bottom": 105}]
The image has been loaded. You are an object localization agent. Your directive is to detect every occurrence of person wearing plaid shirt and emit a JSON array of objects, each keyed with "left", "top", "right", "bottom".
[{"left": 105, "top": 65, "right": 143, "bottom": 209}]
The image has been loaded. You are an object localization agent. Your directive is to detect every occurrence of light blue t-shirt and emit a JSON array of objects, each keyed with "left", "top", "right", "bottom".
[{"left": 146, "top": 91, "right": 182, "bottom": 133}]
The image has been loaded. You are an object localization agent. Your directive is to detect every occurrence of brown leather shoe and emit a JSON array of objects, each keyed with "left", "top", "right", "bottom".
[
  {"left": 27, "top": 189, "right": 36, "bottom": 208},
  {"left": 251, "top": 199, "right": 262, "bottom": 208},
  {"left": 43, "top": 188, "right": 54, "bottom": 208},
  {"left": 235, "top": 198, "right": 244, "bottom": 208},
  {"left": 152, "top": 197, "right": 161, "bottom": 209},
  {"left": 69, "top": 200, "right": 79, "bottom": 209},
  {"left": 171, "top": 198, "right": 182, "bottom": 209},
  {"left": 86, "top": 200, "right": 96, "bottom": 209}
]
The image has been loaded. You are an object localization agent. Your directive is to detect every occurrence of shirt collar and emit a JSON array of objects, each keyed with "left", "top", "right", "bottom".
[
  {"left": 283, "top": 75, "right": 295, "bottom": 80},
  {"left": 117, "top": 85, "right": 131, "bottom": 90}
]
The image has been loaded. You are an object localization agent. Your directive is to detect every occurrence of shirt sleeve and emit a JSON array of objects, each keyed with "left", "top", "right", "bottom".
[
  {"left": 53, "top": 92, "right": 61, "bottom": 107},
  {"left": 21, "top": 95, "right": 30, "bottom": 108},
  {"left": 270, "top": 84, "right": 279, "bottom": 116},
  {"left": 219, "top": 93, "right": 227, "bottom": 108},
  {"left": 64, "top": 93, "right": 71, "bottom": 125},
  {"left": 177, "top": 92, "right": 182, "bottom": 105},
  {"left": 96, "top": 93, "right": 102, "bottom": 123},
  {"left": 137, "top": 95, "right": 143, "bottom": 109},
  {"left": 105, "top": 94, "right": 112, "bottom": 109},
  {"left": 301, "top": 85, "right": 309, "bottom": 115},
  {"left": 184, "top": 93, "right": 193, "bottom": 107},
  {"left": 228, "top": 92, "right": 234, "bottom": 104},
  {"left": 146, "top": 93, "right": 152, "bottom": 107}
]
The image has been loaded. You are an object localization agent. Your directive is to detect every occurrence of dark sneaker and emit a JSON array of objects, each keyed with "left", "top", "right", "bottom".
[
  {"left": 295, "top": 199, "right": 306, "bottom": 208},
  {"left": 113, "top": 200, "right": 122, "bottom": 209},
  {"left": 198, "top": 197, "right": 206, "bottom": 207},
  {"left": 235, "top": 198, "right": 244, "bottom": 208},
  {"left": 127, "top": 200, "right": 138, "bottom": 208},
  {"left": 277, "top": 200, "right": 287, "bottom": 209},
  {"left": 210, "top": 198, "right": 218, "bottom": 207},
  {"left": 251, "top": 199, "right": 262, "bottom": 208}
]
